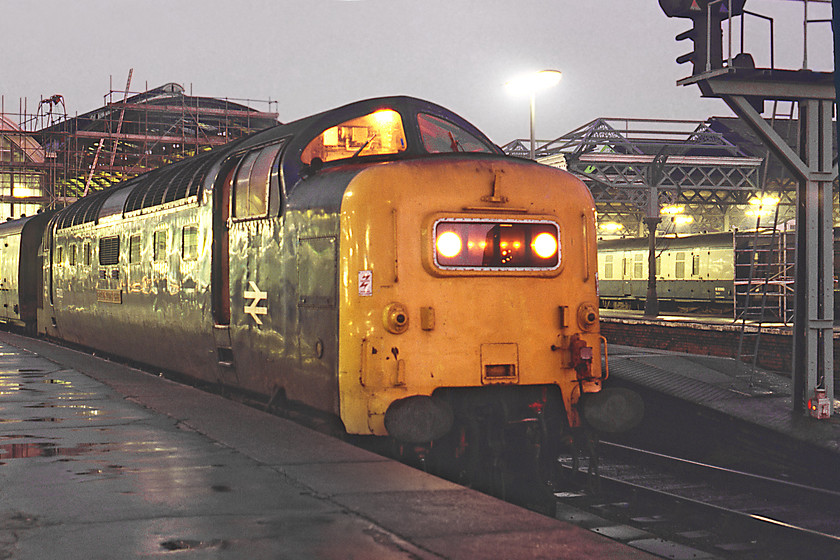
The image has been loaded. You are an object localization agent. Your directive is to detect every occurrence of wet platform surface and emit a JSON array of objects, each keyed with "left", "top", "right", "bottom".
[{"left": 0, "top": 331, "right": 653, "bottom": 560}]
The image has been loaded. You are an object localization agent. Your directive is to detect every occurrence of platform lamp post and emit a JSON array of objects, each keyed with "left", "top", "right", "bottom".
[
  {"left": 505, "top": 70, "right": 562, "bottom": 160},
  {"left": 644, "top": 153, "right": 668, "bottom": 317}
]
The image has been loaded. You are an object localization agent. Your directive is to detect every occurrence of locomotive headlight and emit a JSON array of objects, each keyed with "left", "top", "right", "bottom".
[
  {"left": 436, "top": 231, "right": 462, "bottom": 258},
  {"left": 532, "top": 232, "right": 558, "bottom": 259},
  {"left": 432, "top": 218, "right": 560, "bottom": 270}
]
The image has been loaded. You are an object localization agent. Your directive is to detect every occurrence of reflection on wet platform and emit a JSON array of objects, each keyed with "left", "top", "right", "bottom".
[{"left": 0, "top": 334, "right": 654, "bottom": 560}]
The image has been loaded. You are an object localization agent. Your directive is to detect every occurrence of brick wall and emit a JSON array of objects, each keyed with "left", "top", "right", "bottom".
[{"left": 599, "top": 317, "right": 821, "bottom": 375}]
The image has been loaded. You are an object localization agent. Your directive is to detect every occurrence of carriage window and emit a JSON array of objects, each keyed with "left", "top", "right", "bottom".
[
  {"left": 418, "top": 113, "right": 495, "bottom": 154},
  {"left": 99, "top": 236, "right": 120, "bottom": 265},
  {"left": 692, "top": 253, "right": 700, "bottom": 276},
  {"left": 232, "top": 142, "right": 282, "bottom": 220},
  {"left": 633, "top": 253, "right": 643, "bottom": 279},
  {"left": 83, "top": 242, "right": 91, "bottom": 266},
  {"left": 129, "top": 234, "right": 141, "bottom": 264},
  {"left": 69, "top": 244, "right": 77, "bottom": 266},
  {"left": 301, "top": 109, "right": 407, "bottom": 165},
  {"left": 56, "top": 246, "right": 64, "bottom": 266},
  {"left": 154, "top": 230, "right": 167, "bottom": 262},
  {"left": 604, "top": 254, "right": 613, "bottom": 279},
  {"left": 182, "top": 225, "right": 198, "bottom": 260},
  {"left": 675, "top": 252, "right": 686, "bottom": 279}
]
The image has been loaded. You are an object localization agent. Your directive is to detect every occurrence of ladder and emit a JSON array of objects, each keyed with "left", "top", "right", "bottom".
[
  {"left": 83, "top": 69, "right": 132, "bottom": 197},
  {"left": 735, "top": 101, "right": 796, "bottom": 377}
]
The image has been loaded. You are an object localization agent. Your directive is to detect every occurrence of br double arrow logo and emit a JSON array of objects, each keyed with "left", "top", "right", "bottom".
[{"left": 244, "top": 281, "right": 268, "bottom": 325}]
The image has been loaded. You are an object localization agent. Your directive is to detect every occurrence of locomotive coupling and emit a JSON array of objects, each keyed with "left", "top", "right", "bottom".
[{"left": 569, "top": 334, "right": 594, "bottom": 379}]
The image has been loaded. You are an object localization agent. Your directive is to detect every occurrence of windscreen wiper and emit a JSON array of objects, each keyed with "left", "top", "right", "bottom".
[{"left": 352, "top": 133, "right": 377, "bottom": 158}]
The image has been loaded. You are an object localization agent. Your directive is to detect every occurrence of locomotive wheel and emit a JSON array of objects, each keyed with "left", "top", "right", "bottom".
[{"left": 430, "top": 404, "right": 558, "bottom": 516}]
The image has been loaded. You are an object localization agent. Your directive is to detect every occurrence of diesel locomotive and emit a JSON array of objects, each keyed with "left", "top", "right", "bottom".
[{"left": 1, "top": 97, "right": 640, "bottom": 488}]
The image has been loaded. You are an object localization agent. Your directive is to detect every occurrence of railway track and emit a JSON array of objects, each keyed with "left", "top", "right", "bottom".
[{"left": 555, "top": 441, "right": 840, "bottom": 559}]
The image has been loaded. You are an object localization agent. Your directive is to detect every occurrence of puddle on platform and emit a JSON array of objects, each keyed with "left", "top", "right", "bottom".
[
  {"left": 0, "top": 440, "right": 107, "bottom": 461},
  {"left": 0, "top": 417, "right": 63, "bottom": 424},
  {"left": 160, "top": 539, "right": 227, "bottom": 552},
  {"left": 24, "top": 403, "right": 102, "bottom": 416}
]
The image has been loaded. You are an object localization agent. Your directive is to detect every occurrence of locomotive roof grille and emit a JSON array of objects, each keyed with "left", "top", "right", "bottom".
[
  {"left": 55, "top": 152, "right": 214, "bottom": 230},
  {"left": 55, "top": 189, "right": 111, "bottom": 229},
  {"left": 124, "top": 153, "right": 211, "bottom": 214}
]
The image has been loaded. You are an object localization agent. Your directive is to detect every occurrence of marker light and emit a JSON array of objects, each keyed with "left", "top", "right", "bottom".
[
  {"left": 532, "top": 232, "right": 558, "bottom": 259},
  {"left": 436, "top": 231, "right": 462, "bottom": 258}
]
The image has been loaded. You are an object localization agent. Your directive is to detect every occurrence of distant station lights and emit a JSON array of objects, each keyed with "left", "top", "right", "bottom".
[
  {"left": 660, "top": 205, "right": 694, "bottom": 226},
  {"left": 745, "top": 195, "right": 780, "bottom": 217},
  {"left": 598, "top": 222, "right": 624, "bottom": 234},
  {"left": 660, "top": 205, "right": 685, "bottom": 215}
]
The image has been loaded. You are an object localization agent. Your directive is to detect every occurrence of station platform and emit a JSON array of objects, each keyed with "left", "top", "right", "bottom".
[
  {"left": 0, "top": 331, "right": 653, "bottom": 560},
  {"left": 606, "top": 343, "right": 840, "bottom": 476}
]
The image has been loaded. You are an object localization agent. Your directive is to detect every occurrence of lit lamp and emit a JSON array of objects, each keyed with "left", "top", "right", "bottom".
[
  {"left": 505, "top": 70, "right": 562, "bottom": 160},
  {"left": 746, "top": 195, "right": 780, "bottom": 217}
]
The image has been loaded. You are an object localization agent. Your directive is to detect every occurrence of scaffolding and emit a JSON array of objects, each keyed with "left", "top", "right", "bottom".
[
  {"left": 1, "top": 81, "right": 278, "bottom": 220},
  {"left": 734, "top": 226, "right": 797, "bottom": 324}
]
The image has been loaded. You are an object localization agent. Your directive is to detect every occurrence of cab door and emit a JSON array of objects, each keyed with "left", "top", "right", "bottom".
[
  {"left": 221, "top": 141, "right": 286, "bottom": 392},
  {"left": 212, "top": 158, "right": 238, "bottom": 382}
]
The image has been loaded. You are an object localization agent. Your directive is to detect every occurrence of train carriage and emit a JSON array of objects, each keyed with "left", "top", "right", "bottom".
[
  {"left": 598, "top": 232, "right": 735, "bottom": 310},
  {"left": 0, "top": 212, "right": 53, "bottom": 334},
  {"left": 2, "top": 97, "right": 641, "bottom": 491}
]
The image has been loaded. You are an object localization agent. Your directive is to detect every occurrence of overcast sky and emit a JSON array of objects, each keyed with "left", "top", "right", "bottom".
[{"left": 1, "top": 0, "right": 833, "bottom": 145}]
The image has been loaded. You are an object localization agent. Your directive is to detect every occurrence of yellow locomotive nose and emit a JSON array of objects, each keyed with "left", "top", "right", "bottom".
[{"left": 337, "top": 157, "right": 606, "bottom": 439}]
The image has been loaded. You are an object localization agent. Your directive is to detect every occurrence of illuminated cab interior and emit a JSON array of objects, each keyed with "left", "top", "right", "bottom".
[
  {"left": 301, "top": 109, "right": 408, "bottom": 165},
  {"left": 300, "top": 108, "right": 497, "bottom": 168}
]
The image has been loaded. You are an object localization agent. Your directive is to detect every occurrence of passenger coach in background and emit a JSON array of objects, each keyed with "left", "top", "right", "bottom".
[
  {"left": 598, "top": 232, "right": 735, "bottom": 312},
  {"left": 598, "top": 229, "right": 840, "bottom": 318}
]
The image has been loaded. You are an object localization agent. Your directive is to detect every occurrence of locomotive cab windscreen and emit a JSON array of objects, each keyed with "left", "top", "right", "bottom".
[
  {"left": 301, "top": 109, "right": 408, "bottom": 165},
  {"left": 298, "top": 104, "right": 498, "bottom": 171},
  {"left": 417, "top": 113, "right": 495, "bottom": 154}
]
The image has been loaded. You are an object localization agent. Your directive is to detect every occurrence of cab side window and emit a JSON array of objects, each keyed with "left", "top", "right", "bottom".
[{"left": 232, "top": 142, "right": 283, "bottom": 220}]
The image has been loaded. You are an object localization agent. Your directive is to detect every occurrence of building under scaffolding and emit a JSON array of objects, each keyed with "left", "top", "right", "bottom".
[
  {"left": 0, "top": 114, "right": 45, "bottom": 220},
  {"left": 0, "top": 82, "right": 278, "bottom": 221}
]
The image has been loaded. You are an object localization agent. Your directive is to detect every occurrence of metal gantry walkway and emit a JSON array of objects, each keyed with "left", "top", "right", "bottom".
[{"left": 503, "top": 117, "right": 765, "bottom": 234}]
